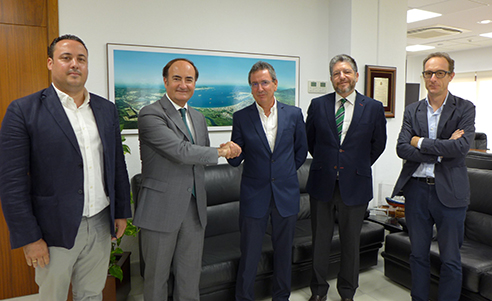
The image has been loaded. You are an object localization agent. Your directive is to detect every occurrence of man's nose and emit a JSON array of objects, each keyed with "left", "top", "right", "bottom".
[{"left": 70, "top": 58, "right": 79, "bottom": 69}]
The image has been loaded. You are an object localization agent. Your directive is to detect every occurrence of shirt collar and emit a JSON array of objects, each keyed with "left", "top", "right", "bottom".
[
  {"left": 255, "top": 98, "right": 277, "bottom": 116},
  {"left": 425, "top": 91, "right": 449, "bottom": 113},
  {"left": 335, "top": 90, "right": 356, "bottom": 105},
  {"left": 53, "top": 84, "right": 90, "bottom": 110},
  {"left": 167, "top": 93, "right": 190, "bottom": 111}
]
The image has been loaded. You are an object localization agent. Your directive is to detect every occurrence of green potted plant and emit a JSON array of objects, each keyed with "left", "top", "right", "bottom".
[{"left": 108, "top": 128, "right": 139, "bottom": 281}]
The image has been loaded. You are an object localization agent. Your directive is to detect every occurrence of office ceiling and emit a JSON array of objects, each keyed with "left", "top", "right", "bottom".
[{"left": 407, "top": 0, "right": 492, "bottom": 56}]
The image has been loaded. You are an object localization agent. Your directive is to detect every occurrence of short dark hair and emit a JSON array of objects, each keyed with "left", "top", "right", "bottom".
[
  {"left": 248, "top": 61, "right": 277, "bottom": 85},
  {"left": 423, "top": 52, "right": 455, "bottom": 73},
  {"left": 329, "top": 54, "right": 358, "bottom": 76},
  {"left": 162, "top": 58, "right": 199, "bottom": 81},
  {"left": 48, "top": 34, "right": 87, "bottom": 59}
]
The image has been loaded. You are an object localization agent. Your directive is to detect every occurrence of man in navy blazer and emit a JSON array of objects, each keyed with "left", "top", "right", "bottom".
[
  {"left": 228, "top": 61, "right": 308, "bottom": 301},
  {"left": 0, "top": 35, "right": 131, "bottom": 300},
  {"left": 306, "top": 54, "right": 386, "bottom": 301},
  {"left": 392, "top": 52, "right": 475, "bottom": 301}
]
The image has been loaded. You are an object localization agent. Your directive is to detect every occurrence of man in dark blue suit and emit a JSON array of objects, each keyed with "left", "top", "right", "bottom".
[
  {"left": 228, "top": 61, "right": 308, "bottom": 301},
  {"left": 306, "top": 54, "right": 387, "bottom": 301},
  {"left": 392, "top": 52, "right": 475, "bottom": 301},
  {"left": 0, "top": 35, "right": 131, "bottom": 300}
]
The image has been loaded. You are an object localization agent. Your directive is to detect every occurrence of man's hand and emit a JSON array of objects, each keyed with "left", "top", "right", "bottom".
[
  {"left": 450, "top": 129, "right": 464, "bottom": 140},
  {"left": 411, "top": 136, "right": 421, "bottom": 148},
  {"left": 23, "top": 238, "right": 50, "bottom": 268},
  {"left": 218, "top": 141, "right": 242, "bottom": 159},
  {"left": 114, "top": 218, "right": 127, "bottom": 240}
]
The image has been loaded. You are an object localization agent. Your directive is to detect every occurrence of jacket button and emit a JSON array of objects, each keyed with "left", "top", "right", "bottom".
[
  {"left": 78, "top": 190, "right": 83, "bottom": 194},
  {"left": 272, "top": 178, "right": 275, "bottom": 182},
  {"left": 78, "top": 163, "right": 83, "bottom": 168},
  {"left": 339, "top": 149, "right": 344, "bottom": 152},
  {"left": 334, "top": 166, "right": 337, "bottom": 169}
]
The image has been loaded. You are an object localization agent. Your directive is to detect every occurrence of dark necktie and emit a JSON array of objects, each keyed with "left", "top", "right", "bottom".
[
  {"left": 178, "top": 108, "right": 195, "bottom": 197},
  {"left": 179, "top": 108, "right": 194, "bottom": 144},
  {"left": 336, "top": 98, "right": 347, "bottom": 142}
]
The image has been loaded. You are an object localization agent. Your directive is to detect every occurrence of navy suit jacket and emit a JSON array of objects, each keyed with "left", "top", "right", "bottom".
[
  {"left": 306, "top": 91, "right": 387, "bottom": 206},
  {"left": 227, "top": 101, "right": 308, "bottom": 218},
  {"left": 392, "top": 93, "right": 475, "bottom": 208},
  {"left": 0, "top": 85, "right": 132, "bottom": 249}
]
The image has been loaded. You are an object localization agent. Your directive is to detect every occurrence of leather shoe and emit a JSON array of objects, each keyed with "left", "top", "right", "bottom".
[{"left": 308, "top": 296, "right": 327, "bottom": 301}]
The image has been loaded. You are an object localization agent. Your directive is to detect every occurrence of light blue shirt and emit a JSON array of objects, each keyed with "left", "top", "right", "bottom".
[{"left": 412, "top": 93, "right": 449, "bottom": 178}]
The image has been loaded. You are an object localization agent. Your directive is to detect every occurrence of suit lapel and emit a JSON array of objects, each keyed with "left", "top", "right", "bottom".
[
  {"left": 416, "top": 100, "right": 429, "bottom": 137},
  {"left": 247, "top": 103, "right": 271, "bottom": 153},
  {"left": 90, "top": 96, "right": 108, "bottom": 154},
  {"left": 274, "top": 102, "right": 286, "bottom": 152},
  {"left": 343, "top": 92, "right": 366, "bottom": 144},
  {"left": 188, "top": 107, "right": 205, "bottom": 145},
  {"left": 41, "top": 86, "right": 81, "bottom": 156},
  {"left": 160, "top": 96, "right": 193, "bottom": 143},
  {"left": 323, "top": 94, "right": 338, "bottom": 141},
  {"left": 437, "top": 93, "right": 456, "bottom": 137}
]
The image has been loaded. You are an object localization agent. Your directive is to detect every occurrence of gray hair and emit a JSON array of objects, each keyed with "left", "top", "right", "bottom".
[
  {"left": 329, "top": 54, "right": 358, "bottom": 76},
  {"left": 248, "top": 61, "right": 277, "bottom": 85}
]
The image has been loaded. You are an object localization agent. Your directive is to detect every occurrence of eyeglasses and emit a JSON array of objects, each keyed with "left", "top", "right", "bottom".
[
  {"left": 250, "top": 80, "right": 272, "bottom": 88},
  {"left": 422, "top": 70, "right": 451, "bottom": 79},
  {"left": 332, "top": 69, "right": 354, "bottom": 79}
]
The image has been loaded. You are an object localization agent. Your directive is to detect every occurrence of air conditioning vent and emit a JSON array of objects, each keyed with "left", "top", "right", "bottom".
[{"left": 407, "top": 26, "right": 462, "bottom": 39}]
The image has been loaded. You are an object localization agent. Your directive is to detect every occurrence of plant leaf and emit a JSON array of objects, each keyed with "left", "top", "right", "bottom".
[{"left": 109, "top": 264, "right": 123, "bottom": 281}]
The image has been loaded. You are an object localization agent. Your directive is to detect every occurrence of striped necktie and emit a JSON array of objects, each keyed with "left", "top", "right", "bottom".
[{"left": 336, "top": 98, "right": 347, "bottom": 142}]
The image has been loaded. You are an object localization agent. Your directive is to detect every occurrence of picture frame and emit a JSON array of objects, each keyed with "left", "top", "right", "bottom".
[
  {"left": 364, "top": 65, "right": 396, "bottom": 118},
  {"left": 107, "top": 43, "right": 300, "bottom": 133}
]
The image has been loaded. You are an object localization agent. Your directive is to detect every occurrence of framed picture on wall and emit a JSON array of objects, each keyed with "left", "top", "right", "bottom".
[
  {"left": 364, "top": 65, "right": 396, "bottom": 118},
  {"left": 107, "top": 43, "right": 300, "bottom": 133}
]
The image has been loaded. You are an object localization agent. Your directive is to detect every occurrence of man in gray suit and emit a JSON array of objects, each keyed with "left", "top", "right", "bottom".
[
  {"left": 392, "top": 52, "right": 475, "bottom": 301},
  {"left": 134, "top": 58, "right": 241, "bottom": 301}
]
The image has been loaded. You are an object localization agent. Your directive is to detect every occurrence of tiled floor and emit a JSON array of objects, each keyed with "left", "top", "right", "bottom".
[{"left": 6, "top": 250, "right": 411, "bottom": 301}]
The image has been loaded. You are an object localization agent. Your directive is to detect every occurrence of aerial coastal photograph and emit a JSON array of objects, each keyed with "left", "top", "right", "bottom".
[{"left": 110, "top": 46, "right": 298, "bottom": 130}]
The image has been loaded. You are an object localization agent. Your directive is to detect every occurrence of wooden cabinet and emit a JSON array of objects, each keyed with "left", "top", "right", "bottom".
[{"left": 0, "top": 0, "right": 58, "bottom": 298}]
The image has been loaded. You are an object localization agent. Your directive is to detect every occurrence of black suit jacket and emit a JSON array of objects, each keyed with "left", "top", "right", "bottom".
[
  {"left": 0, "top": 85, "right": 132, "bottom": 249},
  {"left": 392, "top": 93, "right": 475, "bottom": 207}
]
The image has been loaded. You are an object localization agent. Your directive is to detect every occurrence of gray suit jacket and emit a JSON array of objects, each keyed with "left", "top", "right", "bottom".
[
  {"left": 133, "top": 95, "right": 218, "bottom": 232},
  {"left": 392, "top": 93, "right": 475, "bottom": 208}
]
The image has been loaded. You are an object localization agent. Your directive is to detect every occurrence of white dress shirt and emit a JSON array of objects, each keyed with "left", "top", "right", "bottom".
[
  {"left": 256, "top": 99, "right": 278, "bottom": 152},
  {"left": 335, "top": 92, "right": 356, "bottom": 144},
  {"left": 53, "top": 84, "right": 109, "bottom": 217}
]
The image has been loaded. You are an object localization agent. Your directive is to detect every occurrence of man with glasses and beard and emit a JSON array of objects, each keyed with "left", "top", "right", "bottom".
[{"left": 306, "top": 54, "right": 387, "bottom": 301}]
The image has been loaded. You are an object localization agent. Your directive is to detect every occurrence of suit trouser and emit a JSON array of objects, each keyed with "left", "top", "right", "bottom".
[
  {"left": 309, "top": 181, "right": 368, "bottom": 299},
  {"left": 235, "top": 199, "right": 297, "bottom": 301},
  {"left": 35, "top": 207, "right": 111, "bottom": 301},
  {"left": 403, "top": 178, "right": 467, "bottom": 301},
  {"left": 140, "top": 196, "right": 204, "bottom": 301}
]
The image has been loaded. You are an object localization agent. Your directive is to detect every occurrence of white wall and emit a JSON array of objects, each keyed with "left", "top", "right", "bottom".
[
  {"left": 59, "top": 0, "right": 331, "bottom": 179},
  {"left": 58, "top": 0, "right": 408, "bottom": 255}
]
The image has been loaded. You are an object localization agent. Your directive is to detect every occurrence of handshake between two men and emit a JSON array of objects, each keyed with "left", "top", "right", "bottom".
[{"left": 218, "top": 141, "right": 242, "bottom": 159}]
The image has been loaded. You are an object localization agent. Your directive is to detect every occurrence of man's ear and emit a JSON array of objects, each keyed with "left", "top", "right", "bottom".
[{"left": 47, "top": 57, "right": 53, "bottom": 71}]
